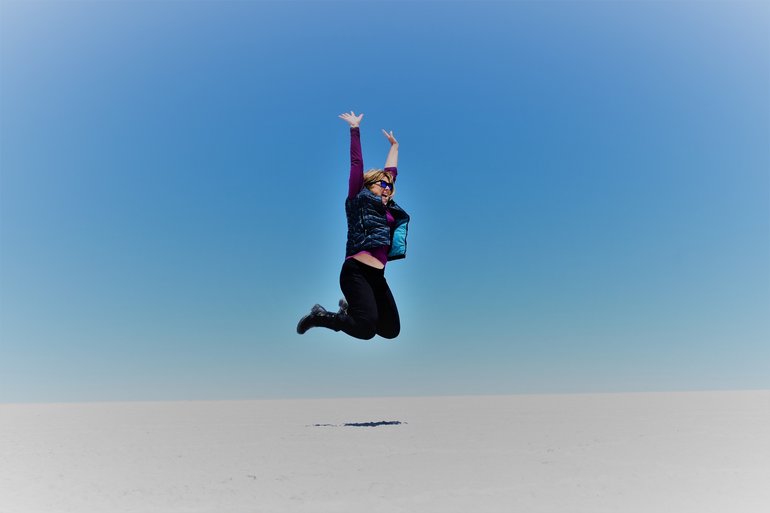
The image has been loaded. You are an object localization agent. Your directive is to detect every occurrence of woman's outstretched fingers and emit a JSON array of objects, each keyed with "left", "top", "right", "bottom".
[
  {"left": 382, "top": 129, "right": 398, "bottom": 145},
  {"left": 339, "top": 111, "right": 364, "bottom": 127}
]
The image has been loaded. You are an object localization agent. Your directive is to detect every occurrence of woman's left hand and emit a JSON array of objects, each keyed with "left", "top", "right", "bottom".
[{"left": 382, "top": 129, "right": 398, "bottom": 146}]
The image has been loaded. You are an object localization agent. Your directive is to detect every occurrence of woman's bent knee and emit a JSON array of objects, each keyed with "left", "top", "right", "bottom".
[
  {"left": 350, "top": 320, "right": 377, "bottom": 340},
  {"left": 356, "top": 328, "right": 377, "bottom": 340},
  {"left": 378, "top": 326, "right": 400, "bottom": 339}
]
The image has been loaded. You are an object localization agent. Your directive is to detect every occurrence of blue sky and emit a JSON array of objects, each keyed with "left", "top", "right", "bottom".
[{"left": 1, "top": 1, "right": 768, "bottom": 402}]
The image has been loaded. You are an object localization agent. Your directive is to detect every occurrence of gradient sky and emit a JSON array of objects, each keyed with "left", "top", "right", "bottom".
[{"left": 1, "top": 1, "right": 768, "bottom": 402}]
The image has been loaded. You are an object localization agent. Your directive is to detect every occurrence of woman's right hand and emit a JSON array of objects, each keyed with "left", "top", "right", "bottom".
[{"left": 338, "top": 111, "right": 363, "bottom": 128}]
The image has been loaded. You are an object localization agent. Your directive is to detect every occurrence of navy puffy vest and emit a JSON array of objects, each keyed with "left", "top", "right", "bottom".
[{"left": 345, "top": 188, "right": 410, "bottom": 261}]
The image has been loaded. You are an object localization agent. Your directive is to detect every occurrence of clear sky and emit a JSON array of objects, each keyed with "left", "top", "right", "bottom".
[{"left": 1, "top": 1, "right": 768, "bottom": 402}]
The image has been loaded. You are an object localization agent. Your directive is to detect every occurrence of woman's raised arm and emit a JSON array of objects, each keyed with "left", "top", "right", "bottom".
[
  {"left": 382, "top": 129, "right": 399, "bottom": 175},
  {"left": 339, "top": 111, "right": 364, "bottom": 198}
]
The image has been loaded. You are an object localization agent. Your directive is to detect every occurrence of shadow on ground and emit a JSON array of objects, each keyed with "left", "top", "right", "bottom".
[{"left": 311, "top": 421, "right": 405, "bottom": 428}]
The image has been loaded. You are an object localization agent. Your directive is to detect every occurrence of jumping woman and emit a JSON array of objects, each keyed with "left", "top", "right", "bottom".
[{"left": 296, "top": 111, "right": 410, "bottom": 339}]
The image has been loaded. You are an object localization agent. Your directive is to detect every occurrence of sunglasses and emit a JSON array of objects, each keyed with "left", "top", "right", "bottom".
[{"left": 371, "top": 180, "right": 393, "bottom": 191}]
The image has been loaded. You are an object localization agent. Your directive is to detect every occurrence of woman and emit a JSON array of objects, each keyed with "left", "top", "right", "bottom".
[{"left": 297, "top": 111, "right": 410, "bottom": 340}]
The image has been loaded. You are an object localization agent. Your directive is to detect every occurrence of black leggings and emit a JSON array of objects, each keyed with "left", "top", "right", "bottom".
[{"left": 338, "top": 258, "right": 400, "bottom": 340}]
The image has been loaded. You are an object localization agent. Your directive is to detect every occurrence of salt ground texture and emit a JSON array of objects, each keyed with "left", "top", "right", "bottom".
[{"left": 1, "top": 391, "right": 768, "bottom": 513}]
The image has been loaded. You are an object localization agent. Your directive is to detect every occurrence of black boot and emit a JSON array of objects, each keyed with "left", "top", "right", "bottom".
[
  {"left": 296, "top": 304, "right": 342, "bottom": 334},
  {"left": 337, "top": 298, "right": 348, "bottom": 315}
]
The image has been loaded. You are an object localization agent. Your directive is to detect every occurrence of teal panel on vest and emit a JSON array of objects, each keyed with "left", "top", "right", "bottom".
[{"left": 388, "top": 222, "right": 408, "bottom": 259}]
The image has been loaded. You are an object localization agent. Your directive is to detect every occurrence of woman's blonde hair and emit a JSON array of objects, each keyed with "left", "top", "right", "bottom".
[{"left": 363, "top": 169, "right": 396, "bottom": 197}]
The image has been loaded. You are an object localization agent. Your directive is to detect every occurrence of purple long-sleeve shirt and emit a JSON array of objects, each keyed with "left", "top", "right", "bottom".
[{"left": 346, "top": 127, "right": 397, "bottom": 266}]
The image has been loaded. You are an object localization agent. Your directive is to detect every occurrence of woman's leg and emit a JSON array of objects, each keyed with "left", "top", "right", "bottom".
[
  {"left": 337, "top": 259, "right": 379, "bottom": 340},
  {"left": 374, "top": 276, "right": 400, "bottom": 339},
  {"left": 297, "top": 259, "right": 399, "bottom": 340}
]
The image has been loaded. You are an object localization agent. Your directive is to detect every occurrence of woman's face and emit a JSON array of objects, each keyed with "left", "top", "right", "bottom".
[{"left": 369, "top": 179, "right": 393, "bottom": 204}]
